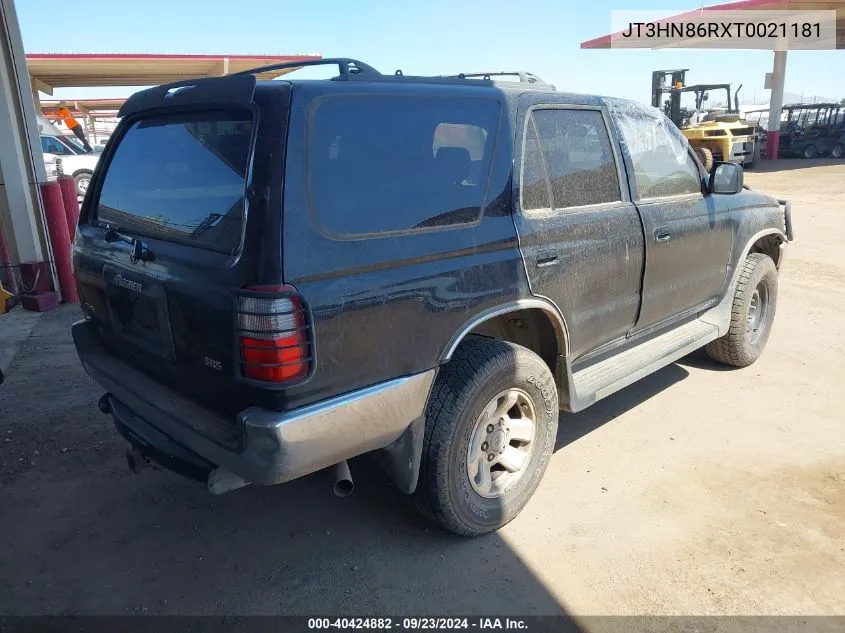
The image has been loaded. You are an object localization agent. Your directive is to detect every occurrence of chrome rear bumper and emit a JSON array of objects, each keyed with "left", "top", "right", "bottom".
[{"left": 72, "top": 319, "right": 435, "bottom": 485}]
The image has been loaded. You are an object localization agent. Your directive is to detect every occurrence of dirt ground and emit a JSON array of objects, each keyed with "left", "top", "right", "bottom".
[{"left": 0, "top": 159, "right": 843, "bottom": 620}]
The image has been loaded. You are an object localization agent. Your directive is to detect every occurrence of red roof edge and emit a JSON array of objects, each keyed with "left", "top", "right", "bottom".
[{"left": 26, "top": 53, "right": 322, "bottom": 61}]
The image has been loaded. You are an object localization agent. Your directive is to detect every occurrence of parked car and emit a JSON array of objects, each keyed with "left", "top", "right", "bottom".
[
  {"left": 71, "top": 59, "right": 793, "bottom": 536},
  {"left": 40, "top": 134, "right": 101, "bottom": 196}
]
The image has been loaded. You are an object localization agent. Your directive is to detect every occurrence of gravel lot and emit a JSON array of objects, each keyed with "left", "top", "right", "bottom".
[{"left": 0, "top": 159, "right": 843, "bottom": 619}]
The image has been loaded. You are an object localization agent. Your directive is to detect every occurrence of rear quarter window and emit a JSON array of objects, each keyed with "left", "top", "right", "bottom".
[
  {"left": 307, "top": 95, "right": 500, "bottom": 238},
  {"left": 95, "top": 109, "right": 253, "bottom": 254}
]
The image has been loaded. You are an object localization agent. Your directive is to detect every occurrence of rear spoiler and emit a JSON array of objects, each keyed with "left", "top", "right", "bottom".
[
  {"left": 118, "top": 74, "right": 257, "bottom": 119},
  {"left": 118, "top": 57, "right": 382, "bottom": 119}
]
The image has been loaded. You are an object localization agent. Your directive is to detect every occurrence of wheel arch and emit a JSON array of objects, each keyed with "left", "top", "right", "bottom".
[
  {"left": 703, "top": 227, "right": 788, "bottom": 335},
  {"left": 748, "top": 231, "right": 786, "bottom": 270},
  {"left": 71, "top": 168, "right": 93, "bottom": 178},
  {"left": 743, "top": 228, "right": 787, "bottom": 272},
  {"left": 440, "top": 299, "right": 570, "bottom": 374}
]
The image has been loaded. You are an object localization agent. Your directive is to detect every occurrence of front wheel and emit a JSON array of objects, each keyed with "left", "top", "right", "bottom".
[
  {"left": 802, "top": 144, "right": 818, "bottom": 159},
  {"left": 705, "top": 253, "right": 778, "bottom": 368},
  {"left": 694, "top": 147, "right": 714, "bottom": 171},
  {"left": 831, "top": 145, "right": 843, "bottom": 159},
  {"left": 74, "top": 171, "right": 92, "bottom": 197},
  {"left": 414, "top": 338, "right": 558, "bottom": 536}
]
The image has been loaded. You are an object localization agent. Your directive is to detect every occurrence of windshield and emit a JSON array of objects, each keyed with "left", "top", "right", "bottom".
[
  {"left": 95, "top": 109, "right": 254, "bottom": 254},
  {"left": 61, "top": 135, "right": 89, "bottom": 154}
]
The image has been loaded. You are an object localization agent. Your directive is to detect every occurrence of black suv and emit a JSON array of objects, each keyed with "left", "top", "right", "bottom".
[{"left": 72, "top": 59, "right": 793, "bottom": 536}]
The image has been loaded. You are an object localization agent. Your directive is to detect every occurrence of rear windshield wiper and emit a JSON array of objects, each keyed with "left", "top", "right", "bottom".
[{"left": 104, "top": 228, "right": 155, "bottom": 263}]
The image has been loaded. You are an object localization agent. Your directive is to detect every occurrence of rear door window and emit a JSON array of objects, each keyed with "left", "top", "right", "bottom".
[
  {"left": 308, "top": 95, "right": 500, "bottom": 238},
  {"left": 530, "top": 108, "right": 621, "bottom": 209},
  {"left": 95, "top": 109, "right": 253, "bottom": 254},
  {"left": 520, "top": 118, "right": 552, "bottom": 211}
]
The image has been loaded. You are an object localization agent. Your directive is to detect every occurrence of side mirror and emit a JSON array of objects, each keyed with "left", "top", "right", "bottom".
[{"left": 709, "top": 161, "right": 743, "bottom": 194}]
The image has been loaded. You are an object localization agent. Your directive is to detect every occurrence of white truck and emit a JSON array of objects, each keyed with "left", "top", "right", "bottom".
[{"left": 36, "top": 113, "right": 101, "bottom": 197}]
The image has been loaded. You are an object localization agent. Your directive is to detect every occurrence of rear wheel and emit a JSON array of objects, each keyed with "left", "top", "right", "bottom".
[
  {"left": 831, "top": 145, "right": 843, "bottom": 159},
  {"left": 802, "top": 144, "right": 818, "bottom": 159},
  {"left": 705, "top": 253, "right": 778, "bottom": 368},
  {"left": 694, "top": 147, "right": 714, "bottom": 171},
  {"left": 414, "top": 337, "right": 558, "bottom": 536}
]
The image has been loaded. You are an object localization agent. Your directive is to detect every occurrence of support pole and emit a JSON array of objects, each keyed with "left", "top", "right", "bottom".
[
  {"left": 0, "top": 0, "right": 55, "bottom": 296},
  {"left": 57, "top": 175, "right": 80, "bottom": 239},
  {"left": 40, "top": 181, "right": 76, "bottom": 303},
  {"left": 765, "top": 49, "right": 788, "bottom": 160}
]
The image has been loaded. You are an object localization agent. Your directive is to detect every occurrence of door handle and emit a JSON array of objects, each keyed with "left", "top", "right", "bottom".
[
  {"left": 653, "top": 227, "right": 672, "bottom": 243},
  {"left": 536, "top": 250, "right": 559, "bottom": 267}
]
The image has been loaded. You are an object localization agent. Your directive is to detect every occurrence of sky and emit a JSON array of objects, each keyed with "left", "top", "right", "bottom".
[{"left": 15, "top": 0, "right": 845, "bottom": 106}]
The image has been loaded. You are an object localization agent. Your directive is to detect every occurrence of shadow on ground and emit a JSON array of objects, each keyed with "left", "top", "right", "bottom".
[
  {"left": 0, "top": 306, "right": 700, "bottom": 619},
  {"left": 675, "top": 348, "right": 737, "bottom": 373},
  {"left": 748, "top": 157, "right": 842, "bottom": 173},
  {"left": 555, "top": 363, "right": 689, "bottom": 452},
  {"left": 0, "top": 307, "right": 583, "bottom": 619}
]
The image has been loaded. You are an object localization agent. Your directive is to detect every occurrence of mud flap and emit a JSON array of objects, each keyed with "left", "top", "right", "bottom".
[{"left": 373, "top": 415, "right": 426, "bottom": 494}]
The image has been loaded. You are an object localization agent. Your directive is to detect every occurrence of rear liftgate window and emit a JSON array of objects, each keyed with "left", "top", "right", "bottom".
[
  {"left": 96, "top": 110, "right": 253, "bottom": 254},
  {"left": 308, "top": 95, "right": 500, "bottom": 237}
]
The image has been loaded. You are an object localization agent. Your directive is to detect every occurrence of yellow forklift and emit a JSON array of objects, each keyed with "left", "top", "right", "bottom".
[{"left": 652, "top": 69, "right": 758, "bottom": 169}]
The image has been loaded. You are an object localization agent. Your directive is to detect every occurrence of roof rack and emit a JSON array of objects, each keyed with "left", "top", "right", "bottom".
[
  {"left": 333, "top": 69, "right": 554, "bottom": 91},
  {"left": 233, "top": 57, "right": 381, "bottom": 78},
  {"left": 444, "top": 71, "right": 549, "bottom": 85},
  {"left": 235, "top": 57, "right": 556, "bottom": 91}
]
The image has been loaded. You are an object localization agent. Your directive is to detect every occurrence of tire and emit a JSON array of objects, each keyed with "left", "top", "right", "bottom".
[
  {"left": 745, "top": 145, "right": 758, "bottom": 169},
  {"left": 73, "top": 171, "right": 92, "bottom": 197},
  {"left": 414, "top": 337, "right": 558, "bottom": 536},
  {"left": 831, "top": 145, "right": 843, "bottom": 159},
  {"left": 694, "top": 147, "right": 714, "bottom": 171},
  {"left": 705, "top": 253, "right": 778, "bottom": 368},
  {"left": 802, "top": 144, "right": 818, "bottom": 159}
]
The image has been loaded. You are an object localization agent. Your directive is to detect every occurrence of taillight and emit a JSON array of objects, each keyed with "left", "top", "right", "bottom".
[{"left": 236, "top": 285, "right": 311, "bottom": 384}]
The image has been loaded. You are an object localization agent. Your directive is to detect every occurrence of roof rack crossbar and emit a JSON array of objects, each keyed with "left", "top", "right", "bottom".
[{"left": 233, "top": 57, "right": 381, "bottom": 78}]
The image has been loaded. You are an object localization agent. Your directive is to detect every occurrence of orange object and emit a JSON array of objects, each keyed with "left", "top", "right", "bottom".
[
  {"left": 0, "top": 281, "right": 13, "bottom": 314},
  {"left": 55, "top": 106, "right": 80, "bottom": 130}
]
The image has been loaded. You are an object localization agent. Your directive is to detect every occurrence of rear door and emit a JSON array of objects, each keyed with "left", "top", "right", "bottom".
[
  {"left": 608, "top": 103, "right": 733, "bottom": 333},
  {"left": 512, "top": 97, "right": 645, "bottom": 359},
  {"left": 73, "top": 78, "right": 290, "bottom": 428}
]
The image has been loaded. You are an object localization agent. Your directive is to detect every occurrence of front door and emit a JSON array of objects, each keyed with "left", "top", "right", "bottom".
[
  {"left": 608, "top": 104, "right": 734, "bottom": 332},
  {"left": 512, "top": 99, "right": 645, "bottom": 360}
]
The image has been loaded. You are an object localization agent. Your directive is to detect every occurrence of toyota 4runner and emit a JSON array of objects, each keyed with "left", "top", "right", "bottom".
[{"left": 71, "top": 59, "right": 793, "bottom": 536}]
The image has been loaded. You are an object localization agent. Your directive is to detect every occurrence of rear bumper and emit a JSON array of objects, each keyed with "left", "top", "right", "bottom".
[
  {"left": 731, "top": 140, "right": 756, "bottom": 162},
  {"left": 72, "top": 319, "right": 435, "bottom": 485}
]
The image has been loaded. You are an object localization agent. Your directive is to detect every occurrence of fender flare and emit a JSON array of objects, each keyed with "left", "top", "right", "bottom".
[
  {"left": 440, "top": 297, "right": 570, "bottom": 363},
  {"left": 737, "top": 228, "right": 788, "bottom": 271},
  {"left": 703, "top": 228, "right": 788, "bottom": 334}
]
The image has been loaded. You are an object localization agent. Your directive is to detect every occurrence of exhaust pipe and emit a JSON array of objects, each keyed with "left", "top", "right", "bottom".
[
  {"left": 125, "top": 448, "right": 148, "bottom": 474},
  {"left": 332, "top": 460, "right": 354, "bottom": 498},
  {"left": 208, "top": 468, "right": 249, "bottom": 495}
]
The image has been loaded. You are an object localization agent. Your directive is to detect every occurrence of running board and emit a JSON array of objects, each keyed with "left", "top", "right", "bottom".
[{"left": 565, "top": 319, "right": 720, "bottom": 412}]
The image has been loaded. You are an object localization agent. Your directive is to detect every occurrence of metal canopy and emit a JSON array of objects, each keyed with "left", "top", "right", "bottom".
[
  {"left": 581, "top": 0, "right": 845, "bottom": 49},
  {"left": 40, "top": 98, "right": 125, "bottom": 115},
  {"left": 26, "top": 53, "right": 322, "bottom": 94}
]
